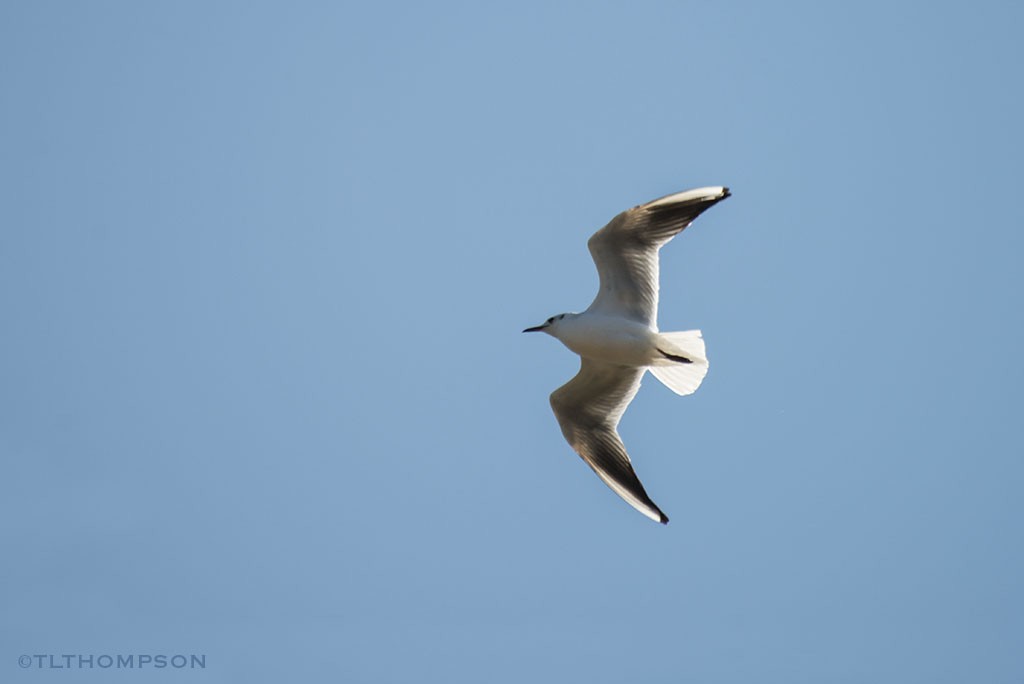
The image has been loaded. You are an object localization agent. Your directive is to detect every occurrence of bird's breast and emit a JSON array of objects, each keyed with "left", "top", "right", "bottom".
[{"left": 556, "top": 315, "right": 656, "bottom": 367}]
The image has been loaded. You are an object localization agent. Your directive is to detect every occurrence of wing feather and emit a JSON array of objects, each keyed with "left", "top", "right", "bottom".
[
  {"left": 549, "top": 359, "right": 667, "bottom": 523},
  {"left": 586, "top": 186, "right": 730, "bottom": 326}
]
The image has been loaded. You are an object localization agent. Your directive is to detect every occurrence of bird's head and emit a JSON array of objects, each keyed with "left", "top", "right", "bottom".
[{"left": 523, "top": 313, "right": 570, "bottom": 335}]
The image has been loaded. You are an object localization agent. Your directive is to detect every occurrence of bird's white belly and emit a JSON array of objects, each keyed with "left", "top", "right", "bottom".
[{"left": 557, "top": 315, "right": 656, "bottom": 367}]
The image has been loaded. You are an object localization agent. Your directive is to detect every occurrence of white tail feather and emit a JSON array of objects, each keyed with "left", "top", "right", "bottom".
[{"left": 649, "top": 330, "right": 709, "bottom": 396}]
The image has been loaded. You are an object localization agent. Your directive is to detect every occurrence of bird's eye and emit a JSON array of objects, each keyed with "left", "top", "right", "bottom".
[{"left": 547, "top": 317, "right": 553, "bottom": 324}]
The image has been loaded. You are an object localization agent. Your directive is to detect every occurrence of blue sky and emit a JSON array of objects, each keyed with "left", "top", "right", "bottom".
[{"left": 3, "top": 2, "right": 1023, "bottom": 682}]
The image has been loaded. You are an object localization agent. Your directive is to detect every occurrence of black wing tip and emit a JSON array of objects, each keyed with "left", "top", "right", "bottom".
[
  {"left": 658, "top": 512, "right": 670, "bottom": 525},
  {"left": 645, "top": 186, "right": 731, "bottom": 218},
  {"left": 707, "top": 186, "right": 731, "bottom": 205}
]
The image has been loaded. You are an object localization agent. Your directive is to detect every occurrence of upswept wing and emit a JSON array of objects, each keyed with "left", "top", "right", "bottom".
[{"left": 586, "top": 186, "right": 730, "bottom": 327}]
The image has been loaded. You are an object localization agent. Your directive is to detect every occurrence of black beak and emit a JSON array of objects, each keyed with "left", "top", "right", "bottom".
[{"left": 522, "top": 324, "right": 547, "bottom": 333}]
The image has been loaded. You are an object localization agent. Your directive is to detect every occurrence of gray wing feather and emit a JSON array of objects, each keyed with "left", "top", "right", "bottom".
[
  {"left": 549, "top": 359, "right": 667, "bottom": 523},
  {"left": 586, "top": 187, "right": 730, "bottom": 326}
]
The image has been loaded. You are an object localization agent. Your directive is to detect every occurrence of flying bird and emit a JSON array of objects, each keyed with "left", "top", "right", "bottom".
[{"left": 524, "top": 186, "right": 731, "bottom": 523}]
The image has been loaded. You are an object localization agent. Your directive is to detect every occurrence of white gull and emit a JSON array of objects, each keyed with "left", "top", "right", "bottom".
[{"left": 524, "top": 186, "right": 731, "bottom": 523}]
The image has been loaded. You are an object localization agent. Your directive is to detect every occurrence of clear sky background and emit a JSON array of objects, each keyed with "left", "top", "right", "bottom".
[{"left": 3, "top": 2, "right": 1023, "bottom": 682}]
